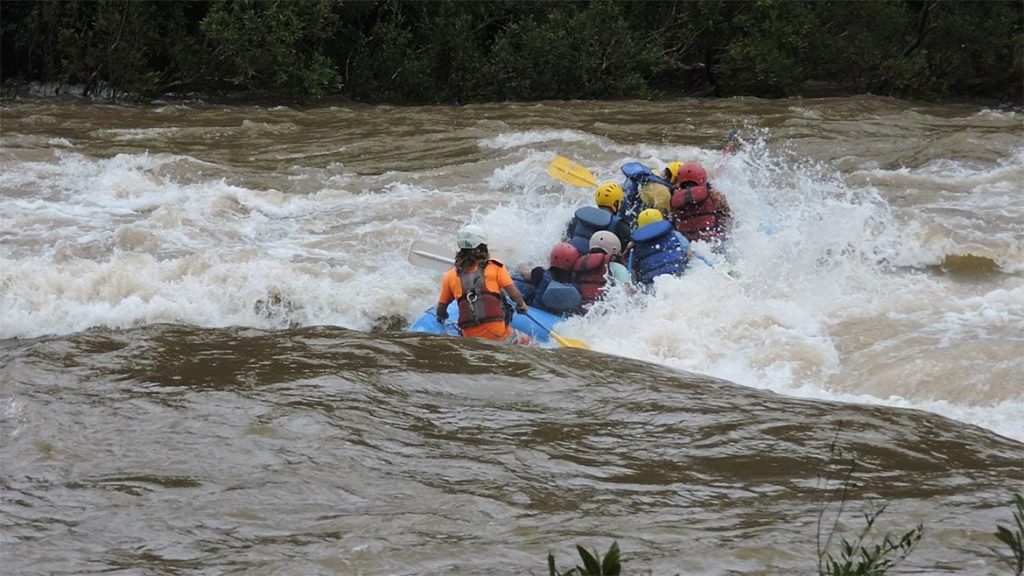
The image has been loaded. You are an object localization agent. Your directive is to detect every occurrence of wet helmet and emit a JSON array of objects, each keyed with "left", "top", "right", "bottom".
[
  {"left": 677, "top": 163, "right": 708, "bottom": 186},
  {"left": 456, "top": 224, "right": 487, "bottom": 249},
  {"left": 589, "top": 230, "right": 621, "bottom": 256},
  {"left": 637, "top": 208, "right": 664, "bottom": 228},
  {"left": 664, "top": 161, "right": 686, "bottom": 183},
  {"left": 594, "top": 182, "right": 624, "bottom": 212},
  {"left": 549, "top": 242, "right": 580, "bottom": 270}
]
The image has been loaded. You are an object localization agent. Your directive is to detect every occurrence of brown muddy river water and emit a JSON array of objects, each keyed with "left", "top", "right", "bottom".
[{"left": 1, "top": 97, "right": 1022, "bottom": 574}]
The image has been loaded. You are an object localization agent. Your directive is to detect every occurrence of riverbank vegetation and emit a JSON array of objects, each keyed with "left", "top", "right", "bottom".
[
  {"left": 2, "top": 0, "right": 1020, "bottom": 106},
  {"left": 546, "top": 428, "right": 1020, "bottom": 575},
  {"left": 545, "top": 492, "right": 1023, "bottom": 575}
]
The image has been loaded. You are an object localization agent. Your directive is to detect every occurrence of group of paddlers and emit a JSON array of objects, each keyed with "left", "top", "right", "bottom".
[{"left": 435, "top": 159, "right": 732, "bottom": 344}]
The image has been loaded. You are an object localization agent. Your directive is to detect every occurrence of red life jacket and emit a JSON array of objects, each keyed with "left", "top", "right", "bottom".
[
  {"left": 456, "top": 262, "right": 509, "bottom": 328},
  {"left": 572, "top": 252, "right": 612, "bottom": 305},
  {"left": 670, "top": 183, "right": 723, "bottom": 242}
]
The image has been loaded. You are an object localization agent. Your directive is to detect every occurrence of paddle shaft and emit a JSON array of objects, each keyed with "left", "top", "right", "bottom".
[
  {"left": 713, "top": 130, "right": 740, "bottom": 173},
  {"left": 523, "top": 312, "right": 589, "bottom": 349}
]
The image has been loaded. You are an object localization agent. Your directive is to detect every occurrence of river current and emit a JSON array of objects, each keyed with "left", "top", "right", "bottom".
[{"left": 1, "top": 97, "right": 1022, "bottom": 574}]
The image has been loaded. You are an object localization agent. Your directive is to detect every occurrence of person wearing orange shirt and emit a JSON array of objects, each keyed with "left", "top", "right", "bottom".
[{"left": 435, "top": 224, "right": 532, "bottom": 345}]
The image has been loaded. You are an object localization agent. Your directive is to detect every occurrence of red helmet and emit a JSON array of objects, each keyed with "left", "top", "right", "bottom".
[
  {"left": 549, "top": 242, "right": 580, "bottom": 271},
  {"left": 677, "top": 163, "right": 708, "bottom": 186}
]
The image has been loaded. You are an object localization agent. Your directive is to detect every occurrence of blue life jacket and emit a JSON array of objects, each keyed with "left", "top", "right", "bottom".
[
  {"left": 631, "top": 220, "right": 687, "bottom": 285},
  {"left": 619, "top": 162, "right": 673, "bottom": 230},
  {"left": 511, "top": 272, "right": 536, "bottom": 303},
  {"left": 532, "top": 270, "right": 582, "bottom": 315},
  {"left": 567, "top": 206, "right": 622, "bottom": 255}
]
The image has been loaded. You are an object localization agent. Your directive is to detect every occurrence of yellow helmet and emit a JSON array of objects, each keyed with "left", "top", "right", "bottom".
[
  {"left": 639, "top": 182, "right": 671, "bottom": 212},
  {"left": 664, "top": 161, "right": 686, "bottom": 183},
  {"left": 637, "top": 208, "right": 664, "bottom": 228},
  {"left": 594, "top": 182, "right": 624, "bottom": 212}
]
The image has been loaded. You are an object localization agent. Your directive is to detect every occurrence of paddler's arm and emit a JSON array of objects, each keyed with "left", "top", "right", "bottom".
[
  {"left": 505, "top": 284, "right": 529, "bottom": 313},
  {"left": 495, "top": 262, "right": 529, "bottom": 313},
  {"left": 436, "top": 269, "right": 455, "bottom": 321},
  {"left": 435, "top": 300, "right": 450, "bottom": 322}
]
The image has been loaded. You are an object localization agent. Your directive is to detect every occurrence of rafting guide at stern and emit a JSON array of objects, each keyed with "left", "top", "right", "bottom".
[{"left": 435, "top": 224, "right": 533, "bottom": 346}]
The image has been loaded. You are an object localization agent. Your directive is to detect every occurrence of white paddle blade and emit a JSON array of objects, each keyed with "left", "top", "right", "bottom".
[
  {"left": 407, "top": 240, "right": 454, "bottom": 272},
  {"left": 407, "top": 239, "right": 518, "bottom": 272}
]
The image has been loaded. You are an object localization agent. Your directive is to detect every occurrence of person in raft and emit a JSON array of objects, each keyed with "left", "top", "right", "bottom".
[
  {"left": 514, "top": 242, "right": 584, "bottom": 317},
  {"left": 435, "top": 224, "right": 533, "bottom": 345},
  {"left": 664, "top": 161, "right": 733, "bottom": 245},
  {"left": 630, "top": 208, "right": 690, "bottom": 289},
  {"left": 619, "top": 162, "right": 675, "bottom": 230},
  {"left": 564, "top": 182, "right": 632, "bottom": 256},
  {"left": 573, "top": 230, "right": 632, "bottom": 308}
]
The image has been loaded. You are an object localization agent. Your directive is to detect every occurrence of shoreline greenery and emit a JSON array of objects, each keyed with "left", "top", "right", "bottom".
[
  {"left": 1, "top": 0, "right": 1020, "bottom": 106},
  {"left": 544, "top": 495, "right": 1022, "bottom": 575},
  {"left": 544, "top": 426, "right": 1021, "bottom": 575},
  {"left": 995, "top": 493, "right": 1024, "bottom": 576},
  {"left": 814, "top": 436, "right": 923, "bottom": 576}
]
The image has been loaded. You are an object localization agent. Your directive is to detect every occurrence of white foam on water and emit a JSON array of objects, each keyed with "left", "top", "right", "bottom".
[
  {"left": 479, "top": 128, "right": 597, "bottom": 148},
  {"left": 491, "top": 135, "right": 1024, "bottom": 442},
  {"left": 1, "top": 128, "right": 1021, "bottom": 443}
]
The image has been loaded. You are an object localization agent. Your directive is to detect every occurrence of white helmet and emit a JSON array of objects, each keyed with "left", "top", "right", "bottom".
[
  {"left": 589, "top": 230, "right": 621, "bottom": 256},
  {"left": 456, "top": 224, "right": 487, "bottom": 249}
]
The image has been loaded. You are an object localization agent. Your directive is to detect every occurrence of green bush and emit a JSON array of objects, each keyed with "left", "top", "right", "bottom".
[
  {"left": 200, "top": 0, "right": 341, "bottom": 100},
  {"left": 548, "top": 541, "right": 622, "bottom": 576},
  {"left": 1, "top": 0, "right": 1020, "bottom": 104},
  {"left": 487, "top": 1, "right": 666, "bottom": 101},
  {"left": 994, "top": 493, "right": 1024, "bottom": 576}
]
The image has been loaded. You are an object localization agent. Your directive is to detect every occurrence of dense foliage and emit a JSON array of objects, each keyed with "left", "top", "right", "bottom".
[{"left": 2, "top": 0, "right": 1020, "bottom": 105}]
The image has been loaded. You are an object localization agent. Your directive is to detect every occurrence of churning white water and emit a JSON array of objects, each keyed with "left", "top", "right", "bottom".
[{"left": 1, "top": 99, "right": 1021, "bottom": 442}]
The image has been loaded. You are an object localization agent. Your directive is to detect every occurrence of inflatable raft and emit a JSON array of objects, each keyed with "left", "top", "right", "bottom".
[{"left": 408, "top": 301, "right": 566, "bottom": 344}]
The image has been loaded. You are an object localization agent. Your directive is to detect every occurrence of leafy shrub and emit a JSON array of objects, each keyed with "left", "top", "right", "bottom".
[
  {"left": 816, "top": 429, "right": 923, "bottom": 576},
  {"left": 994, "top": 493, "right": 1024, "bottom": 576},
  {"left": 548, "top": 541, "right": 621, "bottom": 576},
  {"left": 200, "top": 0, "right": 341, "bottom": 100}
]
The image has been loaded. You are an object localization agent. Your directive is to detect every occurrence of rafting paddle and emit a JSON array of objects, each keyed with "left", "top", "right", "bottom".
[
  {"left": 548, "top": 156, "right": 598, "bottom": 188},
  {"left": 713, "top": 129, "right": 739, "bottom": 174},
  {"left": 407, "top": 240, "right": 457, "bottom": 273},
  {"left": 522, "top": 312, "right": 590, "bottom": 350}
]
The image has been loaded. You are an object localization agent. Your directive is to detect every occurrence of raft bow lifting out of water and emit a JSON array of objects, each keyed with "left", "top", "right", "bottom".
[{"left": 406, "top": 240, "right": 570, "bottom": 346}]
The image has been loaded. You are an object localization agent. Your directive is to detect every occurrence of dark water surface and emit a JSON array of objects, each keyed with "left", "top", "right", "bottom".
[{"left": 2, "top": 326, "right": 1021, "bottom": 575}]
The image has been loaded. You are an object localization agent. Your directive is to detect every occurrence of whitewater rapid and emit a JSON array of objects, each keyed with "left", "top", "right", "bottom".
[{"left": 1, "top": 99, "right": 1021, "bottom": 442}]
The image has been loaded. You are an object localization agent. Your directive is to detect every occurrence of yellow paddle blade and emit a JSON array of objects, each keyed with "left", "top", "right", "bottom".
[
  {"left": 549, "top": 331, "right": 591, "bottom": 350},
  {"left": 548, "top": 156, "right": 597, "bottom": 188}
]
